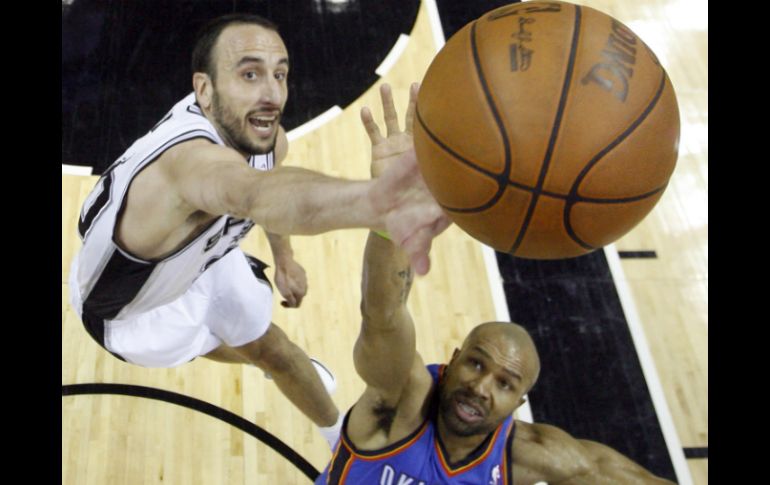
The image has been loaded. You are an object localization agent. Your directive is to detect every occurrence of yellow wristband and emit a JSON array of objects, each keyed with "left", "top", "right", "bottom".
[{"left": 373, "top": 230, "right": 392, "bottom": 241}]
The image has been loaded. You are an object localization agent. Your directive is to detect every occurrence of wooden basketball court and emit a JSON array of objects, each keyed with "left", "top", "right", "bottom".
[{"left": 62, "top": 0, "right": 707, "bottom": 483}]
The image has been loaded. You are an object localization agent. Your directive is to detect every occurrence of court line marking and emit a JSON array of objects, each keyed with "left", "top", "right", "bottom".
[
  {"left": 286, "top": 105, "right": 343, "bottom": 142},
  {"left": 376, "top": 34, "right": 411, "bottom": 77},
  {"left": 604, "top": 244, "right": 693, "bottom": 485},
  {"left": 62, "top": 383, "right": 320, "bottom": 481},
  {"left": 62, "top": 164, "right": 93, "bottom": 176},
  {"left": 423, "top": 0, "right": 447, "bottom": 52}
]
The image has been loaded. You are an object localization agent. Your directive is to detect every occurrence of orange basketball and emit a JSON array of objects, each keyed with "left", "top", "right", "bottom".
[{"left": 414, "top": 0, "right": 680, "bottom": 259}]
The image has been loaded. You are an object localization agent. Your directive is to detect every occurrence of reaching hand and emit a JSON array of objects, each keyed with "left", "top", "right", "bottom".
[
  {"left": 361, "top": 83, "right": 451, "bottom": 275},
  {"left": 361, "top": 83, "right": 418, "bottom": 178},
  {"left": 273, "top": 257, "right": 308, "bottom": 308}
]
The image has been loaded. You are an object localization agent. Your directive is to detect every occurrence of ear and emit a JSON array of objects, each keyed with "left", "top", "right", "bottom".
[
  {"left": 193, "top": 72, "right": 214, "bottom": 110},
  {"left": 449, "top": 348, "right": 460, "bottom": 364}
]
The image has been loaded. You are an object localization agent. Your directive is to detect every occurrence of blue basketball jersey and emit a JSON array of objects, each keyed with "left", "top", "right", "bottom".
[{"left": 316, "top": 364, "right": 516, "bottom": 485}]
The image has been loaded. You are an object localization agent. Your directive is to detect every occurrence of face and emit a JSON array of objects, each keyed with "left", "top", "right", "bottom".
[
  {"left": 438, "top": 332, "right": 532, "bottom": 437},
  {"left": 207, "top": 24, "right": 289, "bottom": 155}
]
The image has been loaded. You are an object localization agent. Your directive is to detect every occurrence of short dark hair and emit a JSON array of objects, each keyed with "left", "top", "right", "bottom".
[{"left": 191, "top": 13, "right": 279, "bottom": 80}]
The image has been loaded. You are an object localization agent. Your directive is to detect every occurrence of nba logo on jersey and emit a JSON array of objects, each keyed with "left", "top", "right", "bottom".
[{"left": 489, "top": 465, "right": 501, "bottom": 485}]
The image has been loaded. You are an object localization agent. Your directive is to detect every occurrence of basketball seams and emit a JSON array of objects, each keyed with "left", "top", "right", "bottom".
[
  {"left": 414, "top": 20, "right": 517, "bottom": 215},
  {"left": 415, "top": 111, "right": 498, "bottom": 181},
  {"left": 561, "top": 70, "right": 669, "bottom": 249},
  {"left": 567, "top": 71, "right": 670, "bottom": 202},
  {"left": 508, "top": 3, "right": 583, "bottom": 255},
  {"left": 413, "top": 1, "right": 677, "bottom": 258},
  {"left": 466, "top": 20, "right": 512, "bottom": 208}
]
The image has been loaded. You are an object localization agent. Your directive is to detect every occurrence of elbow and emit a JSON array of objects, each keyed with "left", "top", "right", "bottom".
[{"left": 223, "top": 188, "right": 254, "bottom": 220}]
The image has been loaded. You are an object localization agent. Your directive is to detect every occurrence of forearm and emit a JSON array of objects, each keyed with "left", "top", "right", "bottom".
[
  {"left": 360, "top": 232, "right": 413, "bottom": 324},
  {"left": 354, "top": 232, "right": 416, "bottom": 391},
  {"left": 565, "top": 440, "right": 678, "bottom": 485},
  {"left": 264, "top": 230, "right": 294, "bottom": 263},
  {"left": 231, "top": 166, "right": 382, "bottom": 235},
  {"left": 171, "top": 141, "right": 383, "bottom": 236}
]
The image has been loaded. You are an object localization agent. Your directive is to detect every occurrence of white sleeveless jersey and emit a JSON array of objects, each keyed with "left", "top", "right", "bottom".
[{"left": 70, "top": 92, "right": 275, "bottom": 321}]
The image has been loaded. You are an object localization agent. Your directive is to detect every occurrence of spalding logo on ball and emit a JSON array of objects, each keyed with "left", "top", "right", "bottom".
[{"left": 414, "top": 0, "right": 680, "bottom": 259}]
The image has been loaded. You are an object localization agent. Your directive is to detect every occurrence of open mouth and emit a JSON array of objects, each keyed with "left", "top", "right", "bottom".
[
  {"left": 248, "top": 113, "right": 279, "bottom": 135},
  {"left": 453, "top": 396, "right": 484, "bottom": 423}
]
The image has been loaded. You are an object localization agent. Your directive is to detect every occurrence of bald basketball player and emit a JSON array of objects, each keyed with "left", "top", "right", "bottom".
[
  {"left": 68, "top": 13, "right": 447, "bottom": 448},
  {"left": 315, "top": 83, "right": 678, "bottom": 484}
]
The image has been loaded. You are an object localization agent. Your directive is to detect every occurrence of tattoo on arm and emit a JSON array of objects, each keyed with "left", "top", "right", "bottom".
[{"left": 398, "top": 267, "right": 413, "bottom": 304}]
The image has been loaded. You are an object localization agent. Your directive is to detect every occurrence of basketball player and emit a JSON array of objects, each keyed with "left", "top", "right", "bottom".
[
  {"left": 315, "top": 80, "right": 678, "bottom": 484},
  {"left": 67, "top": 13, "right": 448, "bottom": 448}
]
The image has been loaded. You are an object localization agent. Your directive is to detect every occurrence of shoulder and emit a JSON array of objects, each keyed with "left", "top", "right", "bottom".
[
  {"left": 158, "top": 138, "right": 245, "bottom": 175},
  {"left": 150, "top": 94, "right": 221, "bottom": 142},
  {"left": 511, "top": 421, "right": 596, "bottom": 483}
]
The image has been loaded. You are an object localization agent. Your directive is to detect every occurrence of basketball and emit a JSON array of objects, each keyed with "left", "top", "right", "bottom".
[{"left": 414, "top": 0, "right": 680, "bottom": 259}]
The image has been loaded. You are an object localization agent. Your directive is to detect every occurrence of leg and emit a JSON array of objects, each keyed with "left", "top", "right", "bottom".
[
  {"left": 202, "top": 344, "right": 251, "bottom": 364},
  {"left": 231, "top": 323, "right": 339, "bottom": 427},
  {"left": 198, "top": 249, "right": 340, "bottom": 438}
]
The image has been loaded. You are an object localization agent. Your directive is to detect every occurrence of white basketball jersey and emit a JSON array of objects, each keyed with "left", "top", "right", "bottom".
[{"left": 70, "top": 92, "right": 275, "bottom": 321}]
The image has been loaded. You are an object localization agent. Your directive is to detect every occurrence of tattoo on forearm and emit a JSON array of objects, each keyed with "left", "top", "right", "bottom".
[{"left": 397, "top": 267, "right": 413, "bottom": 303}]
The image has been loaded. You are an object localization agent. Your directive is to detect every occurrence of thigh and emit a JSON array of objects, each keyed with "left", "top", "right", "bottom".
[
  {"left": 103, "top": 291, "right": 222, "bottom": 368},
  {"left": 191, "top": 247, "right": 274, "bottom": 348}
]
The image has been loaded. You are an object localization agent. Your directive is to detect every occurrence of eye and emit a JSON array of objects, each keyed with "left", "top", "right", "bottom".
[
  {"left": 243, "top": 71, "right": 258, "bottom": 81},
  {"left": 468, "top": 358, "right": 482, "bottom": 371},
  {"left": 275, "top": 72, "right": 287, "bottom": 81},
  {"left": 498, "top": 379, "right": 512, "bottom": 391}
]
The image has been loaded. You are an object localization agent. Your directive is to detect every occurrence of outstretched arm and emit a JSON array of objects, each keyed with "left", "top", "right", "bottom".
[
  {"left": 165, "top": 139, "right": 380, "bottom": 235},
  {"left": 354, "top": 232, "right": 421, "bottom": 399},
  {"left": 512, "top": 421, "right": 678, "bottom": 485},
  {"left": 347, "top": 85, "right": 436, "bottom": 448},
  {"left": 161, "top": 111, "right": 446, "bottom": 274}
]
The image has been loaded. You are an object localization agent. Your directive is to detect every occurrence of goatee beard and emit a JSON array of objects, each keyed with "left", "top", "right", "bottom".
[
  {"left": 438, "top": 384, "right": 495, "bottom": 438},
  {"left": 212, "top": 91, "right": 279, "bottom": 155}
]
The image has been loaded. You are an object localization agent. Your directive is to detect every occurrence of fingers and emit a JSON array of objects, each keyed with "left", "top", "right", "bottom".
[
  {"left": 360, "top": 106, "right": 384, "bottom": 145},
  {"left": 281, "top": 294, "right": 302, "bottom": 308},
  {"left": 281, "top": 298, "right": 296, "bottom": 308},
  {"left": 404, "top": 82, "right": 419, "bottom": 135},
  {"left": 380, "top": 83, "right": 401, "bottom": 137},
  {"left": 275, "top": 267, "right": 307, "bottom": 309},
  {"left": 363, "top": 82, "right": 421, "bottom": 141},
  {"left": 280, "top": 287, "right": 305, "bottom": 308}
]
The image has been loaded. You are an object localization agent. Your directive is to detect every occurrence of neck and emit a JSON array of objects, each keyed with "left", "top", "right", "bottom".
[{"left": 201, "top": 110, "right": 252, "bottom": 160}]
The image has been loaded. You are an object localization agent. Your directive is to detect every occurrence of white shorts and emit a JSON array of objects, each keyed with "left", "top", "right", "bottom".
[{"left": 72, "top": 248, "right": 274, "bottom": 368}]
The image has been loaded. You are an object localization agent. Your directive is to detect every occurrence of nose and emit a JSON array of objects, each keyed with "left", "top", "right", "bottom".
[
  {"left": 259, "top": 75, "right": 282, "bottom": 106},
  {"left": 468, "top": 373, "right": 493, "bottom": 401}
]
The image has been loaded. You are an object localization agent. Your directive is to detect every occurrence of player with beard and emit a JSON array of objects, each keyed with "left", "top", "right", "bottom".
[
  {"left": 68, "top": 14, "right": 448, "bottom": 448},
  {"left": 315, "top": 84, "right": 679, "bottom": 484}
]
